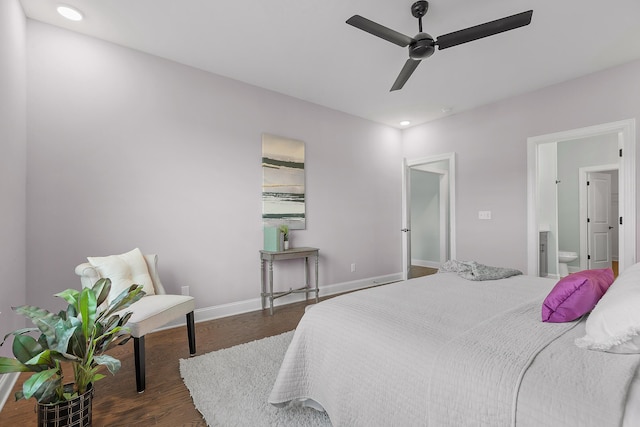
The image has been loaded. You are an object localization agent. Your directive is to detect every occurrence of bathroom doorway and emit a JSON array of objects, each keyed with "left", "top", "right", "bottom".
[{"left": 527, "top": 119, "right": 636, "bottom": 277}]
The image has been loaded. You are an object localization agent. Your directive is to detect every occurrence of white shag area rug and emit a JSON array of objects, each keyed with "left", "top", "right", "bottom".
[{"left": 180, "top": 331, "right": 331, "bottom": 426}]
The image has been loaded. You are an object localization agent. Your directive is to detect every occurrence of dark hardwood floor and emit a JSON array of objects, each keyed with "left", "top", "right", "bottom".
[
  {"left": 410, "top": 265, "right": 438, "bottom": 278},
  {"left": 0, "top": 299, "right": 316, "bottom": 426}
]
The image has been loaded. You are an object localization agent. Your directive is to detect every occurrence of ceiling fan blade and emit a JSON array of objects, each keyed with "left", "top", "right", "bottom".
[
  {"left": 436, "top": 10, "right": 533, "bottom": 50},
  {"left": 346, "top": 15, "right": 414, "bottom": 47},
  {"left": 391, "top": 59, "right": 421, "bottom": 91}
]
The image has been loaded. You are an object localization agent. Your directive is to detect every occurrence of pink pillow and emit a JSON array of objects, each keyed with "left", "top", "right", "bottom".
[{"left": 541, "top": 268, "right": 614, "bottom": 323}]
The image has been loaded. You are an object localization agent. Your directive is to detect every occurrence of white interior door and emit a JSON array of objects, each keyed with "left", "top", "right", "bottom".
[{"left": 587, "top": 172, "right": 612, "bottom": 269}]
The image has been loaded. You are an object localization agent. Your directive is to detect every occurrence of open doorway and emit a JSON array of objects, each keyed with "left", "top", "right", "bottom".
[
  {"left": 527, "top": 119, "right": 636, "bottom": 276},
  {"left": 402, "top": 153, "right": 456, "bottom": 280}
]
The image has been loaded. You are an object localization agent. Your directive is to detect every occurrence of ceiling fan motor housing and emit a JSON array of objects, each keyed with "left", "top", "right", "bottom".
[{"left": 409, "top": 33, "right": 435, "bottom": 59}]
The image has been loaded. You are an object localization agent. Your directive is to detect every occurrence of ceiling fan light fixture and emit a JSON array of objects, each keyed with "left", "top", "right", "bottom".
[
  {"left": 346, "top": 2, "right": 533, "bottom": 91},
  {"left": 57, "top": 5, "right": 84, "bottom": 21},
  {"left": 409, "top": 33, "right": 435, "bottom": 60}
]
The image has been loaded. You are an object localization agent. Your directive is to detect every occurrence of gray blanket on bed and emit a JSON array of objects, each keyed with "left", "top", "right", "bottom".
[{"left": 439, "top": 259, "right": 522, "bottom": 281}]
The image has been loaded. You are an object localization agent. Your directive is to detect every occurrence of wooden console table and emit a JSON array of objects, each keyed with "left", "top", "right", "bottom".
[{"left": 260, "top": 247, "right": 319, "bottom": 315}]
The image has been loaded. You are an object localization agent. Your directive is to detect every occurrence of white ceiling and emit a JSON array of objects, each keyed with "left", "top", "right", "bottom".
[{"left": 19, "top": 0, "right": 640, "bottom": 128}]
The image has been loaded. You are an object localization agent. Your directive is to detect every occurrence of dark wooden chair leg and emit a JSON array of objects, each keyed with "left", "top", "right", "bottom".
[
  {"left": 133, "top": 336, "right": 146, "bottom": 393},
  {"left": 186, "top": 311, "right": 196, "bottom": 356}
]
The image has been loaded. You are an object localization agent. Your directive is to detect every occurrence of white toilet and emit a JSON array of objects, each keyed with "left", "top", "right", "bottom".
[{"left": 558, "top": 251, "right": 578, "bottom": 277}]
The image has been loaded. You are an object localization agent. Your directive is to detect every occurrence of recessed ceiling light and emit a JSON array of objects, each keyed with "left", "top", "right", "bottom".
[
  {"left": 57, "top": 5, "right": 83, "bottom": 21},
  {"left": 400, "top": 121, "right": 411, "bottom": 126}
]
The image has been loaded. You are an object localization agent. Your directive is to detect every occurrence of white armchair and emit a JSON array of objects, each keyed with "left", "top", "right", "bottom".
[{"left": 75, "top": 251, "right": 196, "bottom": 393}]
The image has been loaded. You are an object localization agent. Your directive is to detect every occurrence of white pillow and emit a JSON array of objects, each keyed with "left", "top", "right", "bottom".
[
  {"left": 575, "top": 262, "right": 640, "bottom": 353},
  {"left": 87, "top": 248, "right": 155, "bottom": 304}
]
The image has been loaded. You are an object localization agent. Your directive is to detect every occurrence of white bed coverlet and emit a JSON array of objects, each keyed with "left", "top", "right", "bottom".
[{"left": 269, "top": 273, "right": 640, "bottom": 426}]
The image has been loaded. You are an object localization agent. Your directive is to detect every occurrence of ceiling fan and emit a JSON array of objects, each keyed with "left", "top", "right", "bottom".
[{"left": 346, "top": 1, "right": 533, "bottom": 91}]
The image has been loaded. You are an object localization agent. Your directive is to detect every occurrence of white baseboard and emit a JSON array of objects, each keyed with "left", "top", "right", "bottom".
[
  {"left": 0, "top": 373, "right": 19, "bottom": 412},
  {"left": 411, "top": 259, "right": 440, "bottom": 269},
  {"left": 158, "top": 272, "right": 403, "bottom": 331}
]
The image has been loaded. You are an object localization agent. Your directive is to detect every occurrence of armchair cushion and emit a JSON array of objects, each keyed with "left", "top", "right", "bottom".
[
  {"left": 123, "top": 295, "right": 195, "bottom": 337},
  {"left": 88, "top": 248, "right": 156, "bottom": 303}
]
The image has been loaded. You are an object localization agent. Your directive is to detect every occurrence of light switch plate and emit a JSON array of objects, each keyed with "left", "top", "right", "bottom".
[{"left": 478, "top": 211, "right": 492, "bottom": 220}]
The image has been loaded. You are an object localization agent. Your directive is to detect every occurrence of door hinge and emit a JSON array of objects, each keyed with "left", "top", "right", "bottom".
[
  {"left": 587, "top": 218, "right": 590, "bottom": 223},
  {"left": 588, "top": 255, "right": 591, "bottom": 260},
  {"left": 620, "top": 148, "right": 623, "bottom": 157},
  {"left": 620, "top": 217, "right": 623, "bottom": 225},
  {"left": 586, "top": 181, "right": 590, "bottom": 186}
]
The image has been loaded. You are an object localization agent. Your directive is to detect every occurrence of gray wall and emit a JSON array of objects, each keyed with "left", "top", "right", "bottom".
[
  {"left": 25, "top": 21, "right": 403, "bottom": 312},
  {"left": 402, "top": 59, "right": 640, "bottom": 272},
  {"left": 0, "top": 0, "right": 27, "bottom": 357}
]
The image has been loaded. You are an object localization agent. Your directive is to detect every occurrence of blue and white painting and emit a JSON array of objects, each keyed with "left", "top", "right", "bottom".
[{"left": 262, "top": 134, "right": 306, "bottom": 229}]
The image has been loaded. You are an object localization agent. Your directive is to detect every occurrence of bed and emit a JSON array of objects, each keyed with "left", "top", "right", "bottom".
[{"left": 269, "top": 267, "right": 640, "bottom": 426}]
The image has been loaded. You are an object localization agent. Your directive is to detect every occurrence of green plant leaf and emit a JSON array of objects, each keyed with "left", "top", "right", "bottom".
[
  {"left": 54, "top": 289, "right": 80, "bottom": 309},
  {"left": 14, "top": 306, "right": 65, "bottom": 350},
  {"left": 24, "top": 349, "right": 54, "bottom": 366},
  {"left": 0, "top": 357, "right": 32, "bottom": 373},
  {"left": 106, "top": 333, "right": 131, "bottom": 349},
  {"left": 51, "top": 316, "right": 80, "bottom": 354},
  {"left": 12, "top": 334, "right": 44, "bottom": 365},
  {"left": 22, "top": 368, "right": 58, "bottom": 400},
  {"left": 31, "top": 375, "right": 62, "bottom": 403},
  {"left": 92, "top": 278, "right": 111, "bottom": 307},
  {"left": 104, "top": 285, "right": 144, "bottom": 317},
  {"left": 93, "top": 354, "right": 121, "bottom": 375},
  {"left": 2, "top": 328, "right": 39, "bottom": 346},
  {"left": 118, "top": 311, "right": 133, "bottom": 327},
  {"left": 79, "top": 287, "right": 97, "bottom": 339}
]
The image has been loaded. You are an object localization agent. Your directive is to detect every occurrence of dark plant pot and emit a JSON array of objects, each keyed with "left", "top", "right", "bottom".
[{"left": 37, "top": 384, "right": 93, "bottom": 427}]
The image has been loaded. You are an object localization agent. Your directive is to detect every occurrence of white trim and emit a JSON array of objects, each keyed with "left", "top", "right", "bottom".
[
  {"left": 157, "top": 272, "right": 403, "bottom": 330},
  {"left": 0, "top": 373, "right": 19, "bottom": 412},
  {"left": 527, "top": 119, "right": 636, "bottom": 275}
]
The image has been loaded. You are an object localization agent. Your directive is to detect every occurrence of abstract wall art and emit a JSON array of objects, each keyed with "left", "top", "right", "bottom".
[{"left": 262, "top": 134, "right": 306, "bottom": 229}]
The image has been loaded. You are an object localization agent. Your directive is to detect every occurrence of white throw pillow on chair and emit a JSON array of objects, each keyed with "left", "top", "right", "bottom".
[{"left": 88, "top": 247, "right": 156, "bottom": 303}]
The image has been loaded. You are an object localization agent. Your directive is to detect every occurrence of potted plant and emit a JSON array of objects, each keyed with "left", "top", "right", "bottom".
[
  {"left": 279, "top": 224, "right": 290, "bottom": 250},
  {"left": 0, "top": 278, "right": 144, "bottom": 426}
]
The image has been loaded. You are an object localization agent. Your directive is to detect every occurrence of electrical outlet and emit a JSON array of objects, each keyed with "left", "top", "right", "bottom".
[
  {"left": 478, "top": 210, "right": 492, "bottom": 220},
  {"left": 181, "top": 286, "right": 189, "bottom": 296},
  {"left": 351, "top": 263, "right": 356, "bottom": 273}
]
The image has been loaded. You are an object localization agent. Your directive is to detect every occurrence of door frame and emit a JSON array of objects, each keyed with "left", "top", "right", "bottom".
[
  {"left": 402, "top": 153, "right": 456, "bottom": 280},
  {"left": 579, "top": 165, "right": 617, "bottom": 271},
  {"left": 527, "top": 119, "right": 636, "bottom": 275}
]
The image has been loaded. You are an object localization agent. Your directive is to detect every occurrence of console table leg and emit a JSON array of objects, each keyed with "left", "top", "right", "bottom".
[
  {"left": 268, "top": 260, "right": 274, "bottom": 315},
  {"left": 315, "top": 253, "right": 319, "bottom": 303},
  {"left": 304, "top": 256, "right": 310, "bottom": 302},
  {"left": 260, "top": 259, "right": 266, "bottom": 310}
]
